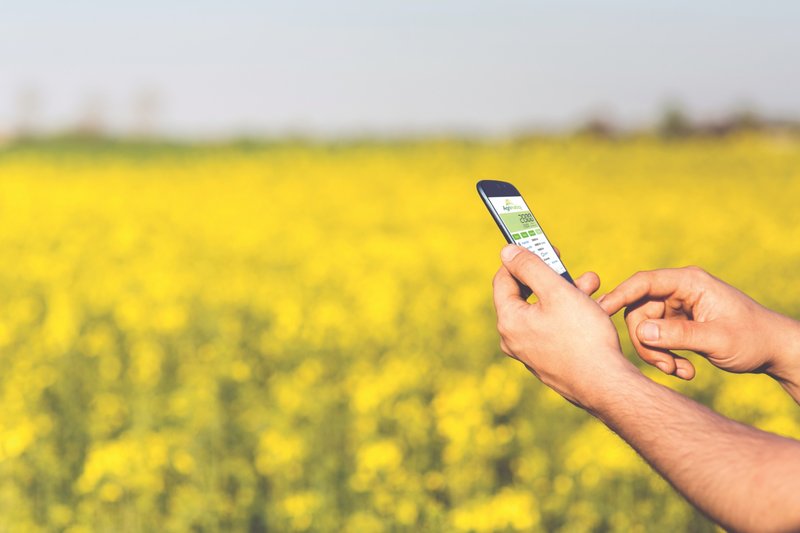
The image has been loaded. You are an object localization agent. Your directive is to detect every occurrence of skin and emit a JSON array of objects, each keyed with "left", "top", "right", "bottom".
[{"left": 493, "top": 244, "right": 800, "bottom": 532}]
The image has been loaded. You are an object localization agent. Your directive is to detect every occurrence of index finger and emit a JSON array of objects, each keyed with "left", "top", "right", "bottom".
[{"left": 599, "top": 269, "right": 688, "bottom": 315}]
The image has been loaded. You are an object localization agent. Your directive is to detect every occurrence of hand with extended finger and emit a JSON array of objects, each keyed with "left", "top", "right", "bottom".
[{"left": 598, "top": 267, "right": 800, "bottom": 391}]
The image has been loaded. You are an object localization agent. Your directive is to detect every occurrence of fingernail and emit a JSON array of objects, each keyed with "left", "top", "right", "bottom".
[
  {"left": 676, "top": 368, "right": 691, "bottom": 380},
  {"left": 596, "top": 294, "right": 607, "bottom": 304},
  {"left": 656, "top": 361, "right": 670, "bottom": 374},
  {"left": 640, "top": 321, "right": 660, "bottom": 342},
  {"left": 501, "top": 245, "right": 523, "bottom": 262}
]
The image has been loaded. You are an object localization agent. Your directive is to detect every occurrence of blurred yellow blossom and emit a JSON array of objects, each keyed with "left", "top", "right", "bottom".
[{"left": 0, "top": 137, "right": 797, "bottom": 531}]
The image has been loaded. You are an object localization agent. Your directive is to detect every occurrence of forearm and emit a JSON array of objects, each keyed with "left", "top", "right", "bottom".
[{"left": 586, "top": 367, "right": 800, "bottom": 532}]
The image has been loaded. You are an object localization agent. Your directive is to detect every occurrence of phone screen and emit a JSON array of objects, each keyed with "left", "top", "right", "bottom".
[{"left": 488, "top": 195, "right": 567, "bottom": 275}]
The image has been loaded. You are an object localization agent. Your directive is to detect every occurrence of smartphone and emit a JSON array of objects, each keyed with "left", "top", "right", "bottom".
[{"left": 477, "top": 179, "right": 574, "bottom": 295}]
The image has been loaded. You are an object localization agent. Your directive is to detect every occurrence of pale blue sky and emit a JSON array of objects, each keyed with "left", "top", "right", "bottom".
[{"left": 1, "top": 0, "right": 798, "bottom": 137}]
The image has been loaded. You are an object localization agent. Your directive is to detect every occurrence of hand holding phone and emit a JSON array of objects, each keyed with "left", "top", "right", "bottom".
[
  {"left": 492, "top": 233, "right": 627, "bottom": 409},
  {"left": 481, "top": 180, "right": 627, "bottom": 408}
]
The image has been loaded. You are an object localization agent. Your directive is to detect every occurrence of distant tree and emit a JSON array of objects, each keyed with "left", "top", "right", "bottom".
[
  {"left": 694, "top": 107, "right": 762, "bottom": 138},
  {"left": 658, "top": 102, "right": 693, "bottom": 139},
  {"left": 576, "top": 115, "right": 616, "bottom": 139},
  {"left": 729, "top": 108, "right": 761, "bottom": 132}
]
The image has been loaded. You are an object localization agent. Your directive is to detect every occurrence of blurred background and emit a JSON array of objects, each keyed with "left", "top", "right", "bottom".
[
  {"left": 3, "top": 0, "right": 800, "bottom": 139},
  {"left": 1, "top": 1, "right": 800, "bottom": 531}
]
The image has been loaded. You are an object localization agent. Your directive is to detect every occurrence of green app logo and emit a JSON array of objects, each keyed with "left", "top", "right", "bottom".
[{"left": 501, "top": 199, "right": 523, "bottom": 212}]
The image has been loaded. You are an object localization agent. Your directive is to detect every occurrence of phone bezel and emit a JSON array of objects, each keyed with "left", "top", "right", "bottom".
[{"left": 476, "top": 179, "right": 575, "bottom": 286}]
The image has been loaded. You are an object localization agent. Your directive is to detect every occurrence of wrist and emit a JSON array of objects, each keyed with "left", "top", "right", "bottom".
[
  {"left": 764, "top": 313, "right": 800, "bottom": 401},
  {"left": 579, "top": 354, "right": 645, "bottom": 416}
]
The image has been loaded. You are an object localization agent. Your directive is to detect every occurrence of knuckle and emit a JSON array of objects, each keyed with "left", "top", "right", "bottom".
[
  {"left": 629, "top": 270, "right": 653, "bottom": 290},
  {"left": 683, "top": 265, "right": 709, "bottom": 278},
  {"left": 496, "top": 317, "right": 513, "bottom": 338},
  {"left": 678, "top": 321, "right": 695, "bottom": 343}
]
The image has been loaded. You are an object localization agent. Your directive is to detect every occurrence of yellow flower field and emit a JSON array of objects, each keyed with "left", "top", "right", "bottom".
[{"left": 0, "top": 136, "right": 799, "bottom": 531}]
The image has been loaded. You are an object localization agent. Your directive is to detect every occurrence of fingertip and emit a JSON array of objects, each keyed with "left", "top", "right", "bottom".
[
  {"left": 638, "top": 320, "right": 660, "bottom": 343},
  {"left": 583, "top": 271, "right": 600, "bottom": 285},
  {"left": 574, "top": 271, "right": 601, "bottom": 296},
  {"left": 597, "top": 293, "right": 620, "bottom": 315},
  {"left": 501, "top": 244, "right": 524, "bottom": 262},
  {"left": 675, "top": 360, "right": 696, "bottom": 380}
]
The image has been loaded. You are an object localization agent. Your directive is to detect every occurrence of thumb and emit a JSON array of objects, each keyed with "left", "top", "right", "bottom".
[
  {"left": 500, "top": 245, "right": 564, "bottom": 298},
  {"left": 636, "top": 319, "right": 724, "bottom": 355}
]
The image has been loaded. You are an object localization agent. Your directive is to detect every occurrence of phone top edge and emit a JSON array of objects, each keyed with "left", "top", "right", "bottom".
[{"left": 476, "top": 179, "right": 520, "bottom": 198}]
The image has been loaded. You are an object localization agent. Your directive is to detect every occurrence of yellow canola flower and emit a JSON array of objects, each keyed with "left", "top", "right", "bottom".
[
  {"left": 255, "top": 428, "right": 307, "bottom": 476},
  {"left": 565, "top": 420, "right": 647, "bottom": 477},
  {"left": 282, "top": 491, "right": 321, "bottom": 531},
  {"left": 451, "top": 487, "right": 540, "bottom": 531},
  {"left": 356, "top": 439, "right": 403, "bottom": 479}
]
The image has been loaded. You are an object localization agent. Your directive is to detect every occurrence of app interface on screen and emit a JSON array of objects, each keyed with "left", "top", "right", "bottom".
[{"left": 489, "top": 196, "right": 567, "bottom": 275}]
